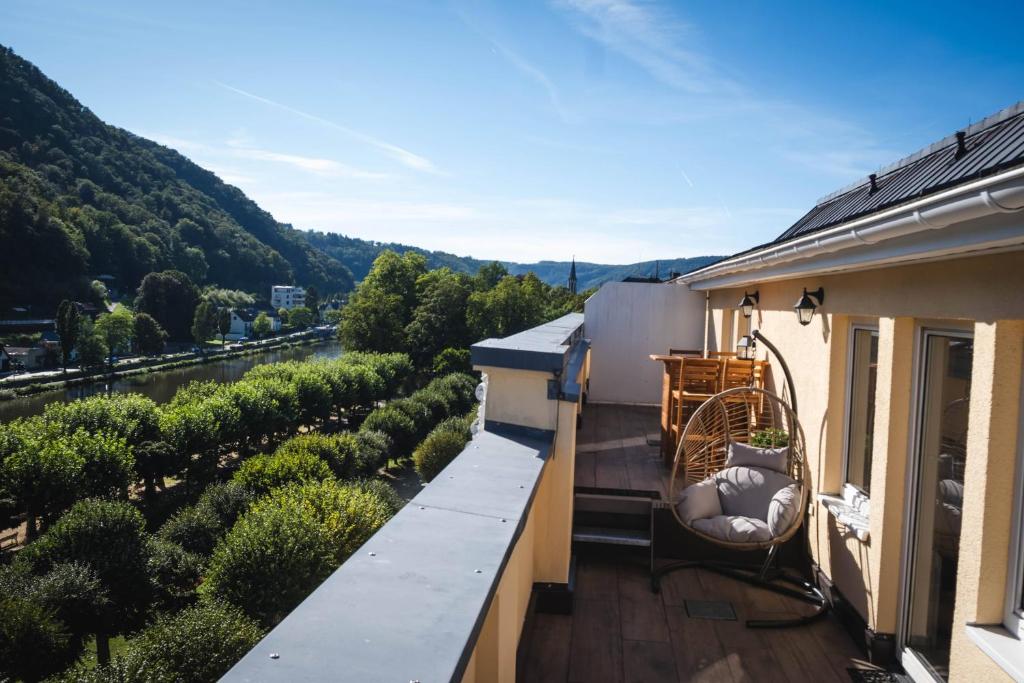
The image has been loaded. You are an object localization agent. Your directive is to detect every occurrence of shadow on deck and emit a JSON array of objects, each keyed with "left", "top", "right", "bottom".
[{"left": 517, "top": 404, "right": 883, "bottom": 682}]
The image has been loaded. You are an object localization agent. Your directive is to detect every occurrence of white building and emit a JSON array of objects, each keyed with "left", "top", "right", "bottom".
[
  {"left": 271, "top": 286, "right": 306, "bottom": 310},
  {"left": 226, "top": 309, "right": 282, "bottom": 340}
]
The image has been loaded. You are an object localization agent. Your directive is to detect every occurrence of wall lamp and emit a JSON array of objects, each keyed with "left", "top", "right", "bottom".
[
  {"left": 736, "top": 334, "right": 756, "bottom": 360},
  {"left": 738, "top": 290, "right": 759, "bottom": 319},
  {"left": 794, "top": 287, "right": 825, "bottom": 326}
]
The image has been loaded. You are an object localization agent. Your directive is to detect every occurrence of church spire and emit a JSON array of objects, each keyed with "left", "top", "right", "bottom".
[{"left": 568, "top": 257, "right": 577, "bottom": 295}]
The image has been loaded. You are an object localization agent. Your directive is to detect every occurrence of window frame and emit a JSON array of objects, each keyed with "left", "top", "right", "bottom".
[
  {"left": 1004, "top": 345, "right": 1024, "bottom": 639},
  {"left": 841, "top": 322, "right": 880, "bottom": 498}
]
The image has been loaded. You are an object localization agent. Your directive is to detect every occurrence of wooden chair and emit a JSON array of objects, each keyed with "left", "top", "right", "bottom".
[
  {"left": 669, "top": 358, "right": 723, "bottom": 463},
  {"left": 720, "top": 359, "right": 768, "bottom": 430}
]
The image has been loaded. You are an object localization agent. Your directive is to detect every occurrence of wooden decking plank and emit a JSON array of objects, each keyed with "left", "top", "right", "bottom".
[
  {"left": 656, "top": 567, "right": 705, "bottom": 607},
  {"left": 622, "top": 639, "right": 678, "bottom": 683},
  {"left": 575, "top": 556, "right": 620, "bottom": 602},
  {"left": 618, "top": 564, "right": 670, "bottom": 643},
  {"left": 518, "top": 613, "right": 573, "bottom": 683},
  {"left": 568, "top": 599, "right": 624, "bottom": 683},
  {"left": 665, "top": 605, "right": 734, "bottom": 682}
]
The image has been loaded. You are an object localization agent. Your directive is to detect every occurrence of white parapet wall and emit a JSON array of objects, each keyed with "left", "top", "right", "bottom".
[{"left": 583, "top": 281, "right": 706, "bottom": 405}]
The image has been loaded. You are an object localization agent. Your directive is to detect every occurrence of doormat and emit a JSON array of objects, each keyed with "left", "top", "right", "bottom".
[
  {"left": 684, "top": 599, "right": 736, "bottom": 620},
  {"left": 847, "top": 669, "right": 903, "bottom": 683}
]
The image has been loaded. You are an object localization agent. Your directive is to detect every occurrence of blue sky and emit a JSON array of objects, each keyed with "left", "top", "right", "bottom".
[{"left": 3, "top": 1, "right": 1023, "bottom": 263}]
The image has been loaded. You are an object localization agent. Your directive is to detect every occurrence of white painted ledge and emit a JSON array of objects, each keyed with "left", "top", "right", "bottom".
[{"left": 966, "top": 624, "right": 1024, "bottom": 682}]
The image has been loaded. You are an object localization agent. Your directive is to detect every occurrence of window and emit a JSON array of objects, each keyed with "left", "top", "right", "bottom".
[
  {"left": 845, "top": 326, "right": 879, "bottom": 494},
  {"left": 903, "top": 331, "right": 973, "bottom": 680}
]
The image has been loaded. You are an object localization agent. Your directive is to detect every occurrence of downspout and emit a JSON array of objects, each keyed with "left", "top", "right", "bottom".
[{"left": 702, "top": 291, "right": 710, "bottom": 357}]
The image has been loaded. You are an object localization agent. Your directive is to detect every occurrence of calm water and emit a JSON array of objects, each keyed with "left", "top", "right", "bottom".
[{"left": 0, "top": 340, "right": 343, "bottom": 423}]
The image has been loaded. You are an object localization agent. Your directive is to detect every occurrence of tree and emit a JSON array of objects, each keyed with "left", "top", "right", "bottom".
[
  {"left": 337, "top": 250, "right": 427, "bottom": 353},
  {"left": 75, "top": 318, "right": 107, "bottom": 368},
  {"left": 94, "top": 306, "right": 134, "bottom": 366},
  {"left": 277, "top": 307, "right": 290, "bottom": 327},
  {"left": 190, "top": 300, "right": 218, "bottom": 348},
  {"left": 252, "top": 311, "right": 272, "bottom": 339},
  {"left": 473, "top": 261, "right": 508, "bottom": 290},
  {"left": 232, "top": 449, "right": 333, "bottom": 497},
  {"left": 55, "top": 299, "right": 80, "bottom": 373},
  {"left": 404, "top": 268, "right": 471, "bottom": 368},
  {"left": 288, "top": 306, "right": 313, "bottom": 329},
  {"left": 56, "top": 601, "right": 264, "bottom": 683},
  {"left": 201, "top": 480, "right": 399, "bottom": 625},
  {"left": 467, "top": 274, "right": 547, "bottom": 340},
  {"left": 0, "top": 595, "right": 76, "bottom": 682},
  {"left": 305, "top": 285, "right": 321, "bottom": 322},
  {"left": 18, "top": 500, "right": 152, "bottom": 665},
  {"left": 218, "top": 307, "right": 232, "bottom": 346},
  {"left": 134, "top": 270, "right": 200, "bottom": 341},
  {"left": 133, "top": 312, "right": 167, "bottom": 355}
]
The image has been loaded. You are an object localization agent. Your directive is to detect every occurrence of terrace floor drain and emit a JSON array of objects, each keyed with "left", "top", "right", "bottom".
[{"left": 684, "top": 599, "right": 737, "bottom": 620}]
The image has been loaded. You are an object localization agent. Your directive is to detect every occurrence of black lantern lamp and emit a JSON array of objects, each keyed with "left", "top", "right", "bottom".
[
  {"left": 794, "top": 287, "right": 824, "bottom": 326},
  {"left": 738, "top": 290, "right": 759, "bottom": 319},
  {"left": 736, "top": 334, "right": 756, "bottom": 360}
]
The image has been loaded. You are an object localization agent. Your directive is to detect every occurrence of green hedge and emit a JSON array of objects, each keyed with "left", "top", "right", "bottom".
[{"left": 413, "top": 414, "right": 475, "bottom": 482}]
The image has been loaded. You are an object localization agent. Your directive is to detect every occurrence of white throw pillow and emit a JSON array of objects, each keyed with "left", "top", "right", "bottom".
[
  {"left": 726, "top": 441, "right": 789, "bottom": 474},
  {"left": 692, "top": 515, "right": 772, "bottom": 543},
  {"left": 676, "top": 478, "right": 723, "bottom": 524},
  {"left": 767, "top": 483, "right": 801, "bottom": 537}
]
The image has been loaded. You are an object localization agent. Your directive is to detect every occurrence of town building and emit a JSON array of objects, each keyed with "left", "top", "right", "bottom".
[
  {"left": 271, "top": 285, "right": 306, "bottom": 310},
  {"left": 225, "top": 308, "right": 282, "bottom": 340}
]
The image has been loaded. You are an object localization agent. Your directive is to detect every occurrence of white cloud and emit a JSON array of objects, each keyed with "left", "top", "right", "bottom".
[{"left": 214, "top": 82, "right": 444, "bottom": 175}]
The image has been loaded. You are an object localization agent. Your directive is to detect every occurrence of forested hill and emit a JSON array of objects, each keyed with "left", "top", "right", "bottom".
[
  {"left": 304, "top": 231, "right": 722, "bottom": 291},
  {"left": 0, "top": 45, "right": 353, "bottom": 310}
]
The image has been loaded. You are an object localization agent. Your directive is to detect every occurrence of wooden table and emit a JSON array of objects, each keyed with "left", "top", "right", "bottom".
[{"left": 649, "top": 354, "right": 689, "bottom": 463}]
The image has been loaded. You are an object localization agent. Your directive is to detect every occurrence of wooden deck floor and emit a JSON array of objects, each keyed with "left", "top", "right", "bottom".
[
  {"left": 574, "top": 403, "right": 669, "bottom": 497},
  {"left": 517, "top": 554, "right": 881, "bottom": 683},
  {"left": 518, "top": 403, "right": 882, "bottom": 682}
]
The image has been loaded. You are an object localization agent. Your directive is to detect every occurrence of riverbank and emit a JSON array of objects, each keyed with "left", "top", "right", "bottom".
[{"left": 0, "top": 330, "right": 336, "bottom": 404}]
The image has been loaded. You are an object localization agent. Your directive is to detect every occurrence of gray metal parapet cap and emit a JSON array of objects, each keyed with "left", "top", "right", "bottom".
[
  {"left": 220, "top": 426, "right": 553, "bottom": 683},
  {"left": 470, "top": 312, "right": 583, "bottom": 373}
]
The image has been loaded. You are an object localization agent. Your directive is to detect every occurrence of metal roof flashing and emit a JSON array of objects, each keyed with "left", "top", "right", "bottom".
[{"left": 470, "top": 313, "right": 584, "bottom": 373}]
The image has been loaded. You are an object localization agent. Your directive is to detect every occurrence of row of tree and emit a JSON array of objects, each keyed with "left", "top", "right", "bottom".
[
  {"left": 338, "top": 251, "right": 591, "bottom": 370},
  {"left": 0, "top": 352, "right": 415, "bottom": 540}
]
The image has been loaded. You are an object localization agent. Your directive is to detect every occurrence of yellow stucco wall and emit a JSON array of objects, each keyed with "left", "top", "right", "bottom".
[{"left": 704, "top": 249, "right": 1024, "bottom": 680}]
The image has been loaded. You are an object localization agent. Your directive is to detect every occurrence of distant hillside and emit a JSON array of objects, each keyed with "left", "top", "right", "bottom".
[
  {"left": 304, "top": 231, "right": 721, "bottom": 290},
  {"left": 0, "top": 45, "right": 353, "bottom": 310}
]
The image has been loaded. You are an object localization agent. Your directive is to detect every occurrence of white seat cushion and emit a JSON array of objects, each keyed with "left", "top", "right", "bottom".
[
  {"left": 676, "top": 478, "right": 723, "bottom": 524},
  {"left": 725, "top": 441, "right": 789, "bottom": 474},
  {"left": 767, "top": 483, "right": 801, "bottom": 537},
  {"left": 692, "top": 515, "right": 772, "bottom": 543},
  {"left": 714, "top": 466, "right": 798, "bottom": 522}
]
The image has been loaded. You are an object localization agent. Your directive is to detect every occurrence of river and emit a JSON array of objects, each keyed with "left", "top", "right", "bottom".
[{"left": 0, "top": 340, "right": 343, "bottom": 423}]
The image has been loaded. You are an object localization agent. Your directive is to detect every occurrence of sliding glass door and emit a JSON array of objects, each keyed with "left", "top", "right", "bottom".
[{"left": 902, "top": 331, "right": 973, "bottom": 681}]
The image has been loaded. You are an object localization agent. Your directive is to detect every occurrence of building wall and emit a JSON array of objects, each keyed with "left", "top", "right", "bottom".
[
  {"left": 704, "top": 249, "right": 1024, "bottom": 680},
  {"left": 584, "top": 281, "right": 706, "bottom": 405}
]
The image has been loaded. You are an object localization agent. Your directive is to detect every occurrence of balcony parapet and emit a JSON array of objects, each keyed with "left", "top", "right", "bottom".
[{"left": 222, "top": 314, "right": 589, "bottom": 683}]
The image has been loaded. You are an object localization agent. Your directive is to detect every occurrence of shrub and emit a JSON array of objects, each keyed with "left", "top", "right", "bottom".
[
  {"left": 360, "top": 406, "right": 417, "bottom": 460},
  {"left": 202, "top": 480, "right": 398, "bottom": 625},
  {"left": 432, "top": 347, "right": 471, "bottom": 377},
  {"left": 158, "top": 483, "right": 254, "bottom": 557},
  {"left": 0, "top": 596, "right": 76, "bottom": 682},
  {"left": 28, "top": 562, "right": 111, "bottom": 650},
  {"left": 232, "top": 449, "right": 333, "bottom": 497},
  {"left": 431, "top": 373, "right": 478, "bottom": 414},
  {"left": 158, "top": 504, "right": 221, "bottom": 557},
  {"left": 750, "top": 429, "right": 788, "bottom": 448},
  {"left": 56, "top": 601, "right": 264, "bottom": 683},
  {"left": 407, "top": 388, "right": 451, "bottom": 424},
  {"left": 413, "top": 417, "right": 473, "bottom": 483},
  {"left": 275, "top": 433, "right": 356, "bottom": 480},
  {"left": 352, "top": 430, "right": 391, "bottom": 475},
  {"left": 390, "top": 397, "right": 433, "bottom": 443},
  {"left": 147, "top": 537, "right": 204, "bottom": 611}
]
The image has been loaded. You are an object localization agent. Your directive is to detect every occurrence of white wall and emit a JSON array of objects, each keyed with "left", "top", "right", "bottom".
[{"left": 583, "top": 281, "right": 706, "bottom": 405}]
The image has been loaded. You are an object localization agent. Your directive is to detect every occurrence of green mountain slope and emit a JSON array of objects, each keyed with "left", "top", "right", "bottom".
[
  {"left": 303, "top": 231, "right": 721, "bottom": 290},
  {"left": 0, "top": 44, "right": 353, "bottom": 310}
]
